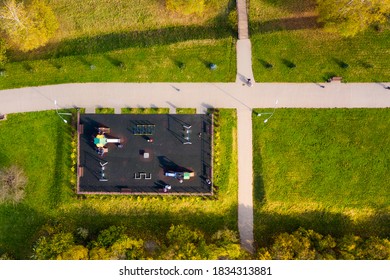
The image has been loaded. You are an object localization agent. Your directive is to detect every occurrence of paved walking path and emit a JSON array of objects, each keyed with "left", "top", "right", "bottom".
[
  {"left": 1, "top": 0, "right": 390, "bottom": 256},
  {"left": 1, "top": 82, "right": 390, "bottom": 255},
  {"left": 2, "top": 83, "right": 390, "bottom": 115},
  {"left": 236, "top": 39, "right": 254, "bottom": 83},
  {"left": 237, "top": 0, "right": 249, "bottom": 40},
  {"left": 237, "top": 108, "right": 254, "bottom": 254}
]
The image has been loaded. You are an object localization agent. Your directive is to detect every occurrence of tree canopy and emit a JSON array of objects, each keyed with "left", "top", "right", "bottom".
[
  {"left": 258, "top": 227, "right": 390, "bottom": 260},
  {"left": 30, "top": 224, "right": 247, "bottom": 260},
  {"left": 0, "top": 0, "right": 58, "bottom": 52},
  {"left": 316, "top": 0, "right": 390, "bottom": 37}
]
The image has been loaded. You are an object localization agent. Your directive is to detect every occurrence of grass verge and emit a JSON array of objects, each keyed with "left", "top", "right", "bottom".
[
  {"left": 249, "top": 0, "right": 390, "bottom": 82},
  {"left": 253, "top": 108, "right": 390, "bottom": 247},
  {"left": 0, "top": 109, "right": 238, "bottom": 259}
]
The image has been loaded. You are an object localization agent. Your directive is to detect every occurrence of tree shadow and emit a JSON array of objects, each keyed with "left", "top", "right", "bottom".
[
  {"left": 60, "top": 199, "right": 239, "bottom": 246},
  {"left": 250, "top": 16, "right": 321, "bottom": 34},
  {"left": 281, "top": 58, "right": 296, "bottom": 68},
  {"left": 254, "top": 209, "right": 390, "bottom": 249},
  {"left": 333, "top": 58, "right": 349, "bottom": 69},
  {"left": 22, "top": 62, "right": 34, "bottom": 73},
  {"left": 104, "top": 55, "right": 126, "bottom": 69},
  {"left": 261, "top": 0, "right": 317, "bottom": 13},
  {"left": 172, "top": 59, "right": 186, "bottom": 70},
  {"left": 9, "top": 23, "right": 234, "bottom": 62},
  {"left": 0, "top": 203, "right": 46, "bottom": 259},
  {"left": 322, "top": 72, "right": 337, "bottom": 82},
  {"left": 0, "top": 152, "right": 10, "bottom": 168},
  {"left": 358, "top": 60, "right": 373, "bottom": 69},
  {"left": 258, "top": 59, "right": 273, "bottom": 69}
]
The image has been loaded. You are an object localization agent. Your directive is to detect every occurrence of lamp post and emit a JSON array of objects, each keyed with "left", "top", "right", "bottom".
[
  {"left": 54, "top": 100, "right": 72, "bottom": 123},
  {"left": 257, "top": 100, "right": 279, "bottom": 123}
]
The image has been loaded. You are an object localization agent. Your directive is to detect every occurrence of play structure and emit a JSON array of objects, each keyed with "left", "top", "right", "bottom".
[
  {"left": 99, "top": 161, "right": 108, "bottom": 182},
  {"left": 183, "top": 124, "right": 192, "bottom": 145},
  {"left": 165, "top": 171, "right": 195, "bottom": 183},
  {"left": 132, "top": 124, "right": 155, "bottom": 135},
  {"left": 94, "top": 127, "right": 121, "bottom": 156}
]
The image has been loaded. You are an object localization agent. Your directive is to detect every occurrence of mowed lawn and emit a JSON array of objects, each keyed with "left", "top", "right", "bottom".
[
  {"left": 0, "top": 109, "right": 238, "bottom": 259},
  {"left": 0, "top": 0, "right": 236, "bottom": 89},
  {"left": 253, "top": 109, "right": 390, "bottom": 246},
  {"left": 249, "top": 0, "right": 390, "bottom": 82}
]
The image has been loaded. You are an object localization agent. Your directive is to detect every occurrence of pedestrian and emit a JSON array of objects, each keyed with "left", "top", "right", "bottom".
[{"left": 247, "top": 78, "right": 253, "bottom": 87}]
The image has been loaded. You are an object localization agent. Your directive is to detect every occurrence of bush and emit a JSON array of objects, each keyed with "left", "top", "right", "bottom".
[
  {"left": 0, "top": 165, "right": 27, "bottom": 203},
  {"left": 166, "top": 0, "right": 205, "bottom": 16}
]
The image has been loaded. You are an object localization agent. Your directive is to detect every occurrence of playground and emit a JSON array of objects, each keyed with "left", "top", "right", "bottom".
[{"left": 77, "top": 113, "right": 213, "bottom": 195}]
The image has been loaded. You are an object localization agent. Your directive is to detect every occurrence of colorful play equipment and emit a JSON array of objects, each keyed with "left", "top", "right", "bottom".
[
  {"left": 133, "top": 124, "right": 155, "bottom": 135},
  {"left": 94, "top": 127, "right": 121, "bottom": 155},
  {"left": 165, "top": 171, "right": 195, "bottom": 183}
]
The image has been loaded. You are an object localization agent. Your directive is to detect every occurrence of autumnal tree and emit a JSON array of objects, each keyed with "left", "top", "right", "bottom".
[
  {"left": 166, "top": 0, "right": 205, "bottom": 16},
  {"left": 32, "top": 232, "right": 77, "bottom": 260},
  {"left": 258, "top": 228, "right": 337, "bottom": 260},
  {"left": 258, "top": 228, "right": 390, "bottom": 260},
  {"left": 0, "top": 0, "right": 58, "bottom": 51},
  {"left": 89, "top": 226, "right": 146, "bottom": 260},
  {"left": 160, "top": 225, "right": 209, "bottom": 260},
  {"left": 209, "top": 229, "right": 247, "bottom": 260},
  {"left": 338, "top": 235, "right": 390, "bottom": 260},
  {"left": 316, "top": 0, "right": 390, "bottom": 37}
]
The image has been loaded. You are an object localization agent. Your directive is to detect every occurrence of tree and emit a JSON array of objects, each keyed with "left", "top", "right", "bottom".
[
  {"left": 161, "top": 225, "right": 209, "bottom": 260},
  {"left": 166, "top": 0, "right": 205, "bottom": 16},
  {"left": 32, "top": 232, "right": 76, "bottom": 260},
  {"left": 89, "top": 226, "right": 146, "bottom": 260},
  {"left": 209, "top": 229, "right": 247, "bottom": 260},
  {"left": 258, "top": 228, "right": 337, "bottom": 260},
  {"left": 0, "top": 0, "right": 58, "bottom": 51},
  {"left": 316, "top": 0, "right": 390, "bottom": 37},
  {"left": 0, "top": 165, "right": 27, "bottom": 203}
]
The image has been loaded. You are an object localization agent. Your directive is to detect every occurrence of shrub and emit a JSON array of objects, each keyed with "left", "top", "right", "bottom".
[{"left": 0, "top": 165, "right": 27, "bottom": 203}]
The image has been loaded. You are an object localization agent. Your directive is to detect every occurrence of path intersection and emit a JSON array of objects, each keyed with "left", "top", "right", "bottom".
[{"left": 1, "top": 0, "right": 390, "bottom": 254}]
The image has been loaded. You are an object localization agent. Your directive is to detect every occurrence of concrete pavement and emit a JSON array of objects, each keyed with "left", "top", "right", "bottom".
[{"left": 1, "top": 82, "right": 390, "bottom": 115}]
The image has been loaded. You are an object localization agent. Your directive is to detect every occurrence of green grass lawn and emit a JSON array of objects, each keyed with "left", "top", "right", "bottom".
[
  {"left": 253, "top": 108, "right": 390, "bottom": 247},
  {"left": 249, "top": 0, "right": 390, "bottom": 82},
  {"left": 0, "top": 0, "right": 236, "bottom": 89},
  {"left": 0, "top": 109, "right": 237, "bottom": 259}
]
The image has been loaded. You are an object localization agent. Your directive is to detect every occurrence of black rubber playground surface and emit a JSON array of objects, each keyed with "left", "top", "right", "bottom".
[{"left": 78, "top": 113, "right": 213, "bottom": 195}]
